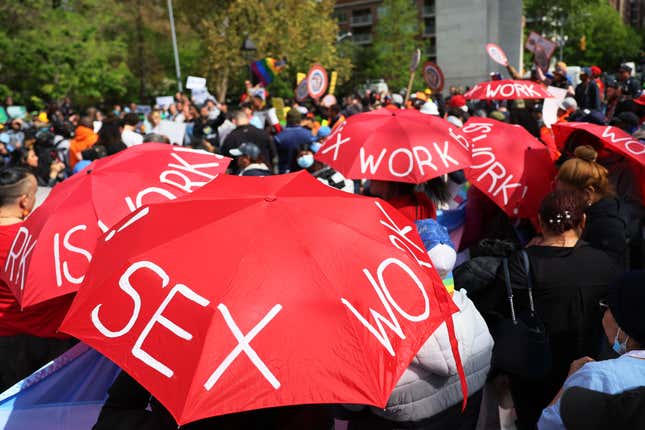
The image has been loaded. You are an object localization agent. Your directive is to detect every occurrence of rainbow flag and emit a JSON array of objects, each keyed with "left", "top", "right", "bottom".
[{"left": 251, "top": 58, "right": 286, "bottom": 86}]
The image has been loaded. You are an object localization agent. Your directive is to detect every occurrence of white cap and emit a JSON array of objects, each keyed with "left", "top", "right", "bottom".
[
  {"left": 427, "top": 244, "right": 457, "bottom": 278},
  {"left": 446, "top": 115, "right": 464, "bottom": 128},
  {"left": 559, "top": 97, "right": 578, "bottom": 112},
  {"left": 391, "top": 93, "right": 404, "bottom": 105},
  {"left": 420, "top": 101, "right": 439, "bottom": 116}
]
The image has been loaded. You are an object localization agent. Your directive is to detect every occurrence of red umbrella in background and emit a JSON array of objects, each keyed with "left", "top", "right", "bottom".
[
  {"left": 464, "top": 80, "right": 553, "bottom": 100},
  {"left": 1, "top": 143, "right": 230, "bottom": 308},
  {"left": 552, "top": 122, "right": 645, "bottom": 166},
  {"left": 315, "top": 108, "right": 472, "bottom": 183},
  {"left": 60, "top": 171, "right": 465, "bottom": 426},
  {"left": 461, "top": 118, "right": 556, "bottom": 217}
]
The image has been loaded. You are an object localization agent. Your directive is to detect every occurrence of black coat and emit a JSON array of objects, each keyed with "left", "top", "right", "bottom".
[{"left": 583, "top": 196, "right": 628, "bottom": 266}]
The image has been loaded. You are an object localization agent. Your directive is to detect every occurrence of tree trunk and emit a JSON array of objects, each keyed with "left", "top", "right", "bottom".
[{"left": 215, "top": 66, "right": 229, "bottom": 102}]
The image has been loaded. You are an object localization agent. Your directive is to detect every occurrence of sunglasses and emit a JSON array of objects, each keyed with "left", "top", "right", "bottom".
[{"left": 599, "top": 299, "right": 609, "bottom": 312}]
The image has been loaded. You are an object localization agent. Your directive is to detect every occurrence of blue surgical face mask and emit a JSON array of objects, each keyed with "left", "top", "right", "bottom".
[
  {"left": 310, "top": 141, "right": 321, "bottom": 153},
  {"left": 297, "top": 154, "right": 314, "bottom": 169},
  {"left": 613, "top": 328, "right": 629, "bottom": 355}
]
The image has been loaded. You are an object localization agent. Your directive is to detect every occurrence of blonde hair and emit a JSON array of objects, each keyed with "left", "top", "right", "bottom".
[{"left": 556, "top": 145, "right": 613, "bottom": 197}]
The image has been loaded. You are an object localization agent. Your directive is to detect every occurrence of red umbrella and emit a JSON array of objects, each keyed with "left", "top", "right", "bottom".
[
  {"left": 552, "top": 122, "right": 645, "bottom": 166},
  {"left": 60, "top": 171, "right": 465, "bottom": 425},
  {"left": 461, "top": 118, "right": 556, "bottom": 217},
  {"left": 464, "top": 80, "right": 553, "bottom": 100},
  {"left": 315, "top": 108, "right": 472, "bottom": 183},
  {"left": 1, "top": 143, "right": 230, "bottom": 308}
]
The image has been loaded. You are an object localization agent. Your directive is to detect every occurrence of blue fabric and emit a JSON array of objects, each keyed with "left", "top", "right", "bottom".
[
  {"left": 274, "top": 126, "right": 312, "bottom": 173},
  {"left": 538, "top": 355, "right": 645, "bottom": 430},
  {"left": 0, "top": 343, "right": 120, "bottom": 429},
  {"left": 415, "top": 218, "right": 454, "bottom": 251}
]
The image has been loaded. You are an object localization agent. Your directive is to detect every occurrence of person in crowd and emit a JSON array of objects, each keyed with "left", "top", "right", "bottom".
[
  {"left": 555, "top": 145, "right": 628, "bottom": 265},
  {"left": 558, "top": 386, "right": 645, "bottom": 430},
  {"left": 343, "top": 218, "right": 493, "bottom": 429},
  {"left": 68, "top": 116, "right": 98, "bottom": 170},
  {"left": 230, "top": 143, "right": 272, "bottom": 177},
  {"left": 538, "top": 270, "right": 645, "bottom": 429},
  {"left": 5, "top": 118, "right": 25, "bottom": 149},
  {"left": 192, "top": 103, "right": 227, "bottom": 147},
  {"left": 9, "top": 147, "right": 65, "bottom": 187},
  {"left": 574, "top": 68, "right": 601, "bottom": 112},
  {"left": 97, "top": 114, "right": 127, "bottom": 155},
  {"left": 295, "top": 146, "right": 353, "bottom": 193},
  {"left": 121, "top": 112, "right": 143, "bottom": 147},
  {"left": 366, "top": 180, "right": 436, "bottom": 221},
  {"left": 550, "top": 62, "right": 575, "bottom": 97},
  {"left": 274, "top": 109, "right": 312, "bottom": 174},
  {"left": 220, "top": 110, "right": 273, "bottom": 172},
  {"left": 0, "top": 167, "right": 75, "bottom": 391},
  {"left": 326, "top": 104, "right": 345, "bottom": 130},
  {"left": 603, "top": 78, "right": 620, "bottom": 121},
  {"left": 485, "top": 190, "right": 620, "bottom": 429},
  {"left": 617, "top": 63, "right": 641, "bottom": 101}
]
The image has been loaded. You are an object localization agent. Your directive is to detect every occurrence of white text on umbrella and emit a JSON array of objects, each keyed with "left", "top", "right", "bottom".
[
  {"left": 341, "top": 202, "right": 431, "bottom": 356},
  {"left": 320, "top": 123, "right": 350, "bottom": 161},
  {"left": 91, "top": 260, "right": 210, "bottom": 378},
  {"left": 5, "top": 226, "right": 37, "bottom": 291},
  {"left": 601, "top": 126, "right": 645, "bottom": 156},
  {"left": 53, "top": 224, "right": 91, "bottom": 287},
  {"left": 359, "top": 143, "right": 459, "bottom": 178},
  {"left": 471, "top": 147, "right": 523, "bottom": 205},
  {"left": 204, "top": 304, "right": 282, "bottom": 391}
]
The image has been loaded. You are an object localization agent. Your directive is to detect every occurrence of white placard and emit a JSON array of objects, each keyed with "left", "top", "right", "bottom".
[
  {"left": 156, "top": 120, "right": 186, "bottom": 145},
  {"left": 93, "top": 121, "right": 102, "bottom": 133},
  {"left": 155, "top": 96, "right": 175, "bottom": 108},
  {"left": 541, "top": 86, "right": 568, "bottom": 127},
  {"left": 186, "top": 76, "right": 206, "bottom": 90}
]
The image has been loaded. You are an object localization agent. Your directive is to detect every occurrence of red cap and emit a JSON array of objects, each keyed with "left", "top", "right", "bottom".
[
  {"left": 448, "top": 94, "right": 467, "bottom": 108},
  {"left": 590, "top": 66, "right": 602, "bottom": 77},
  {"left": 634, "top": 93, "right": 645, "bottom": 106}
]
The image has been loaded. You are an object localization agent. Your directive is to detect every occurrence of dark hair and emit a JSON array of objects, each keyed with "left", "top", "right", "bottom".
[
  {"left": 97, "top": 114, "right": 125, "bottom": 154},
  {"left": 143, "top": 133, "right": 170, "bottom": 144},
  {"left": 539, "top": 190, "right": 586, "bottom": 234},
  {"left": 123, "top": 112, "right": 140, "bottom": 127},
  {"left": 8, "top": 147, "right": 33, "bottom": 168},
  {"left": 0, "top": 167, "right": 34, "bottom": 206}
]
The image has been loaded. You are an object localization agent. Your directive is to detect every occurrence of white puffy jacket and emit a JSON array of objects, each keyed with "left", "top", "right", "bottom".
[{"left": 371, "top": 289, "right": 494, "bottom": 423}]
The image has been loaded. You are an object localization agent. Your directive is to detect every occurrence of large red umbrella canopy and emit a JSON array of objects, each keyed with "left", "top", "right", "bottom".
[
  {"left": 1, "top": 143, "right": 230, "bottom": 308},
  {"left": 315, "top": 108, "right": 472, "bottom": 183},
  {"left": 464, "top": 80, "right": 553, "bottom": 100},
  {"left": 60, "top": 171, "right": 465, "bottom": 426},
  {"left": 552, "top": 122, "right": 645, "bottom": 167},
  {"left": 461, "top": 118, "right": 556, "bottom": 217}
]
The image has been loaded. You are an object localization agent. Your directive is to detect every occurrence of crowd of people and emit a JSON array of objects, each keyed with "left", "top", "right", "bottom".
[{"left": 0, "top": 59, "right": 643, "bottom": 430}]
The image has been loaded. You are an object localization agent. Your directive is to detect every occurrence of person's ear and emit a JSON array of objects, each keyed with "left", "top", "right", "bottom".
[{"left": 584, "top": 186, "right": 595, "bottom": 204}]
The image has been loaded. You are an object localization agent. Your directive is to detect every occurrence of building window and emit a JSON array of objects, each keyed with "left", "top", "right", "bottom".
[
  {"left": 351, "top": 8, "right": 373, "bottom": 26},
  {"left": 423, "top": 0, "right": 435, "bottom": 16},
  {"left": 424, "top": 17, "right": 435, "bottom": 36},
  {"left": 335, "top": 11, "right": 347, "bottom": 23}
]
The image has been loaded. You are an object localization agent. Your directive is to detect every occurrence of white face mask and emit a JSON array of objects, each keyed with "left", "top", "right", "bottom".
[
  {"left": 297, "top": 154, "right": 314, "bottom": 169},
  {"left": 613, "top": 328, "right": 629, "bottom": 355}
]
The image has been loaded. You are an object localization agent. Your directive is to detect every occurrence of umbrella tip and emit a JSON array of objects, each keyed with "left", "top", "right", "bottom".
[{"left": 265, "top": 195, "right": 277, "bottom": 202}]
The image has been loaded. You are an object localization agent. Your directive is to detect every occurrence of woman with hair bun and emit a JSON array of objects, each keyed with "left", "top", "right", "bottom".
[
  {"left": 555, "top": 145, "right": 628, "bottom": 265},
  {"left": 489, "top": 189, "right": 620, "bottom": 429}
]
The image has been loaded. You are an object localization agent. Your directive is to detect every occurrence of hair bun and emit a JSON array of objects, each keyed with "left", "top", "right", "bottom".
[{"left": 574, "top": 145, "right": 598, "bottom": 162}]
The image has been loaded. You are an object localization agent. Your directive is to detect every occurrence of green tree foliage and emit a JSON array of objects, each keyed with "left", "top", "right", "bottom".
[
  {"left": 368, "top": 0, "right": 420, "bottom": 91},
  {"left": 523, "top": 0, "right": 643, "bottom": 70},
  {"left": 0, "top": 1, "right": 134, "bottom": 106},
  {"left": 178, "top": 0, "right": 352, "bottom": 101},
  {"left": 0, "top": 0, "right": 350, "bottom": 107}
]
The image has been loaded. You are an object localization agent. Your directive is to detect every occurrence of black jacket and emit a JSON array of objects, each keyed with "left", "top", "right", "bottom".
[
  {"left": 583, "top": 196, "right": 628, "bottom": 265},
  {"left": 575, "top": 81, "right": 601, "bottom": 111}
]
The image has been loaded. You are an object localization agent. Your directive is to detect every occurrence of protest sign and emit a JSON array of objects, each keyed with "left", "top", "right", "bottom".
[
  {"left": 422, "top": 62, "right": 445, "bottom": 92},
  {"left": 272, "top": 97, "right": 286, "bottom": 123},
  {"left": 0, "top": 107, "right": 7, "bottom": 124},
  {"left": 525, "top": 32, "right": 557, "bottom": 59},
  {"left": 485, "top": 43, "right": 509, "bottom": 66},
  {"left": 6, "top": 106, "right": 27, "bottom": 119},
  {"left": 541, "top": 86, "right": 568, "bottom": 126},
  {"left": 136, "top": 105, "right": 151, "bottom": 115},
  {"left": 156, "top": 120, "right": 186, "bottom": 145},
  {"left": 93, "top": 121, "right": 102, "bottom": 133},
  {"left": 186, "top": 76, "right": 206, "bottom": 90},
  {"left": 156, "top": 96, "right": 175, "bottom": 108},
  {"left": 306, "top": 64, "right": 329, "bottom": 99},
  {"left": 329, "top": 71, "right": 338, "bottom": 95},
  {"left": 295, "top": 78, "right": 308, "bottom": 102},
  {"left": 192, "top": 88, "right": 210, "bottom": 106}
]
